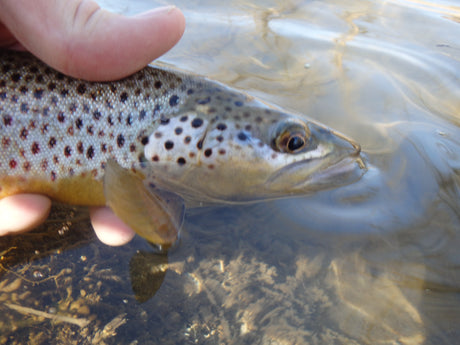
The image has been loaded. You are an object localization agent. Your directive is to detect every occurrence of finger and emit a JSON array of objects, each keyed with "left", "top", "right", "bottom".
[
  {"left": 0, "top": 0, "right": 185, "bottom": 80},
  {"left": 89, "top": 206, "right": 135, "bottom": 246},
  {"left": 0, "top": 194, "right": 51, "bottom": 235}
]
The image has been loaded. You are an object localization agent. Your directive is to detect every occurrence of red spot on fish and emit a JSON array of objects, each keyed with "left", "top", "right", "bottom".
[
  {"left": 9, "top": 159, "right": 17, "bottom": 169},
  {"left": 2, "top": 137, "right": 10, "bottom": 148}
]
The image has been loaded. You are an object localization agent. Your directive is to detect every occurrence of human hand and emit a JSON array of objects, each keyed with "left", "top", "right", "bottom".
[{"left": 0, "top": 0, "right": 185, "bottom": 245}]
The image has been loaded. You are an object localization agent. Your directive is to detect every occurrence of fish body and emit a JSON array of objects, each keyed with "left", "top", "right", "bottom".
[{"left": 0, "top": 50, "right": 364, "bottom": 245}]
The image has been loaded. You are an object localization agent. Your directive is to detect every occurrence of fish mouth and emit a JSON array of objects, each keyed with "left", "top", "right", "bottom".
[{"left": 266, "top": 127, "right": 365, "bottom": 193}]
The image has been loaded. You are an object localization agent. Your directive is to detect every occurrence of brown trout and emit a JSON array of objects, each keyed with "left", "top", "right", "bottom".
[{"left": 0, "top": 49, "right": 364, "bottom": 246}]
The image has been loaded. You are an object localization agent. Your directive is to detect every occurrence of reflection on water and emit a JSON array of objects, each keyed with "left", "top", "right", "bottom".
[{"left": 1, "top": 0, "right": 460, "bottom": 344}]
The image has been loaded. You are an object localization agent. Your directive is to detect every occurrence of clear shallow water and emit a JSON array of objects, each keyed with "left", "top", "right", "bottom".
[{"left": 1, "top": 1, "right": 460, "bottom": 344}]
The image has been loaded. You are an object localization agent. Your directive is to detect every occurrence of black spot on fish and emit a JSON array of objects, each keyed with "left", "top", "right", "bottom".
[
  {"left": 217, "top": 123, "right": 227, "bottom": 131},
  {"left": 69, "top": 103, "right": 77, "bottom": 113},
  {"left": 86, "top": 125, "right": 94, "bottom": 135},
  {"left": 75, "top": 118, "right": 83, "bottom": 129},
  {"left": 164, "top": 140, "right": 174, "bottom": 150},
  {"left": 152, "top": 155, "right": 159, "bottom": 162},
  {"left": 187, "top": 89, "right": 194, "bottom": 95},
  {"left": 175, "top": 127, "right": 183, "bottom": 135},
  {"left": 48, "top": 137, "right": 57, "bottom": 148},
  {"left": 20, "top": 128, "right": 28, "bottom": 140},
  {"left": 177, "top": 157, "right": 186, "bottom": 165},
  {"left": 141, "top": 136, "right": 149, "bottom": 145},
  {"left": 86, "top": 146, "right": 95, "bottom": 159},
  {"left": 154, "top": 132, "right": 162, "bottom": 139},
  {"left": 93, "top": 110, "right": 101, "bottom": 120},
  {"left": 197, "top": 96, "right": 211, "bottom": 105},
  {"left": 31, "top": 142, "right": 40, "bottom": 154},
  {"left": 197, "top": 139, "right": 203, "bottom": 150},
  {"left": 139, "top": 109, "right": 146, "bottom": 120},
  {"left": 126, "top": 115, "right": 133, "bottom": 126},
  {"left": 3, "top": 115, "right": 12, "bottom": 126},
  {"left": 50, "top": 171, "right": 56, "bottom": 181},
  {"left": 154, "top": 81, "right": 162, "bottom": 89},
  {"left": 0, "top": 92, "right": 6, "bottom": 100},
  {"left": 169, "top": 95, "right": 179, "bottom": 106},
  {"left": 180, "top": 115, "right": 188, "bottom": 122},
  {"left": 216, "top": 135, "right": 224, "bottom": 143},
  {"left": 35, "top": 75, "right": 44, "bottom": 83},
  {"left": 184, "top": 136, "right": 191, "bottom": 144},
  {"left": 76, "top": 83, "right": 86, "bottom": 95},
  {"left": 160, "top": 117, "right": 170, "bottom": 125},
  {"left": 204, "top": 148, "right": 212, "bottom": 157},
  {"left": 60, "top": 89, "right": 69, "bottom": 97},
  {"left": 64, "top": 146, "right": 72, "bottom": 157},
  {"left": 9, "top": 159, "right": 17, "bottom": 169},
  {"left": 19, "top": 86, "right": 28, "bottom": 94},
  {"left": 235, "top": 101, "right": 244, "bottom": 107},
  {"left": 238, "top": 132, "right": 248, "bottom": 141},
  {"left": 11, "top": 73, "right": 21, "bottom": 82},
  {"left": 47, "top": 82, "right": 56, "bottom": 91},
  {"left": 219, "top": 149, "right": 226, "bottom": 155},
  {"left": 120, "top": 92, "right": 128, "bottom": 103},
  {"left": 20, "top": 103, "right": 29, "bottom": 113},
  {"left": 191, "top": 118, "right": 204, "bottom": 128},
  {"left": 117, "top": 134, "right": 125, "bottom": 148}
]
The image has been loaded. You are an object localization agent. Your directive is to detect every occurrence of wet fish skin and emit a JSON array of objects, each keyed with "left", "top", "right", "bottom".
[{"left": 0, "top": 49, "right": 364, "bottom": 245}]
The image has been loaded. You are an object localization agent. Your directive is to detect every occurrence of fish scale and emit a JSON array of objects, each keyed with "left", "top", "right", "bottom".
[{"left": 0, "top": 49, "right": 364, "bottom": 245}]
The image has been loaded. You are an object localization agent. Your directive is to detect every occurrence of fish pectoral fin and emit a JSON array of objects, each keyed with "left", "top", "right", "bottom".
[{"left": 103, "top": 159, "right": 183, "bottom": 248}]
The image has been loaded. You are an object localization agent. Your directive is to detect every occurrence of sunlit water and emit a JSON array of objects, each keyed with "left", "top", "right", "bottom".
[{"left": 1, "top": 1, "right": 460, "bottom": 344}]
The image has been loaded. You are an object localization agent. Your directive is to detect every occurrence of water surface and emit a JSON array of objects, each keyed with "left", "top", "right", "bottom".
[{"left": 1, "top": 1, "right": 460, "bottom": 344}]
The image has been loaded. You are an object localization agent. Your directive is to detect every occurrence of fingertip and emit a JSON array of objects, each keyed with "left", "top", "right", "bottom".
[
  {"left": 0, "top": 194, "right": 51, "bottom": 236},
  {"left": 90, "top": 206, "right": 135, "bottom": 246},
  {"left": 61, "top": 4, "right": 187, "bottom": 81}
]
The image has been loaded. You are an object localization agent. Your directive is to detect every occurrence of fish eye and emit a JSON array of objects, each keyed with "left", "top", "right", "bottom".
[{"left": 272, "top": 122, "right": 311, "bottom": 154}]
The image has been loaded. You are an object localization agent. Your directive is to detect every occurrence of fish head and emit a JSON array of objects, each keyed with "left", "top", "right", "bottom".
[{"left": 143, "top": 103, "right": 365, "bottom": 203}]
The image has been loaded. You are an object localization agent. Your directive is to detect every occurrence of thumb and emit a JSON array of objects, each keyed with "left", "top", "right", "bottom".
[{"left": 0, "top": 0, "right": 185, "bottom": 81}]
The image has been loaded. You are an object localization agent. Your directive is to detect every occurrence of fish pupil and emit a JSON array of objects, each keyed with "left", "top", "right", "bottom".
[{"left": 287, "top": 135, "right": 305, "bottom": 152}]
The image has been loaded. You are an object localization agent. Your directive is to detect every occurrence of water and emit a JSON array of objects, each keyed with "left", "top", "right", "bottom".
[{"left": 1, "top": 1, "right": 460, "bottom": 344}]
